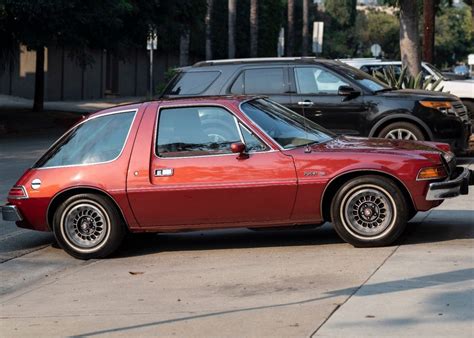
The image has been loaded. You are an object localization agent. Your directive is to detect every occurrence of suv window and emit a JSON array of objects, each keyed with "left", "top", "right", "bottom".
[
  {"left": 230, "top": 68, "right": 286, "bottom": 94},
  {"left": 294, "top": 67, "right": 349, "bottom": 94},
  {"left": 156, "top": 106, "right": 242, "bottom": 158},
  {"left": 164, "top": 71, "right": 220, "bottom": 95},
  {"left": 34, "top": 111, "right": 135, "bottom": 168}
]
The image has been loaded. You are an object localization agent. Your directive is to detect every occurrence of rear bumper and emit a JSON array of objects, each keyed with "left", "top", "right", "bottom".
[
  {"left": 426, "top": 167, "right": 473, "bottom": 201},
  {"left": 1, "top": 205, "right": 23, "bottom": 222}
]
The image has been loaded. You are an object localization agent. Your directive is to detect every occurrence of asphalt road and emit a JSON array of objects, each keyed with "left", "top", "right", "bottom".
[{"left": 0, "top": 134, "right": 473, "bottom": 337}]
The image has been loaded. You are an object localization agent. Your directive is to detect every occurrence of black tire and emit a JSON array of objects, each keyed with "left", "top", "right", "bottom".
[
  {"left": 461, "top": 99, "right": 474, "bottom": 122},
  {"left": 330, "top": 175, "right": 408, "bottom": 247},
  {"left": 53, "top": 193, "right": 126, "bottom": 259},
  {"left": 377, "top": 121, "right": 425, "bottom": 141}
]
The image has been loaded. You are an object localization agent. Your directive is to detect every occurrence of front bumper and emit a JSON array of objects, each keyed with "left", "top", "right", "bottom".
[
  {"left": 1, "top": 205, "right": 23, "bottom": 222},
  {"left": 426, "top": 167, "right": 473, "bottom": 201}
]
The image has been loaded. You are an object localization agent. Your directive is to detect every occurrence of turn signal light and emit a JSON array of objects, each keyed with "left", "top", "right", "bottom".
[
  {"left": 7, "top": 186, "right": 28, "bottom": 199},
  {"left": 419, "top": 101, "right": 452, "bottom": 109},
  {"left": 417, "top": 166, "right": 447, "bottom": 181}
]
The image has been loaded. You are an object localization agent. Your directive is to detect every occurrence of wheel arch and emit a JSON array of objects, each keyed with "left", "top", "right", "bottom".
[
  {"left": 369, "top": 114, "right": 433, "bottom": 140},
  {"left": 320, "top": 170, "right": 416, "bottom": 223},
  {"left": 47, "top": 186, "right": 128, "bottom": 231}
]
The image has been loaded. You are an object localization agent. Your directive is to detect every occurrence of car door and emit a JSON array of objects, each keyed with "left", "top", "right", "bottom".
[
  {"left": 228, "top": 66, "right": 291, "bottom": 105},
  {"left": 127, "top": 104, "right": 298, "bottom": 228},
  {"left": 288, "top": 65, "right": 368, "bottom": 136}
]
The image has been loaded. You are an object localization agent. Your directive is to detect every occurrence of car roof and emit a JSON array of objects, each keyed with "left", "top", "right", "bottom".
[{"left": 89, "top": 95, "right": 262, "bottom": 118}]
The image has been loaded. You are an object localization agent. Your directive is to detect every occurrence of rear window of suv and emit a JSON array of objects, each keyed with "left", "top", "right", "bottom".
[
  {"left": 230, "top": 68, "right": 287, "bottom": 94},
  {"left": 163, "top": 71, "right": 220, "bottom": 95}
]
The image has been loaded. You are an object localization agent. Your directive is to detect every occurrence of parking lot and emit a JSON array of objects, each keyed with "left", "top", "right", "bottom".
[{"left": 0, "top": 133, "right": 473, "bottom": 337}]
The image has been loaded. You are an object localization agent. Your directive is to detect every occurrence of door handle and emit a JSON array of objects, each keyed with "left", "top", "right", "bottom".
[
  {"left": 313, "top": 110, "right": 322, "bottom": 117},
  {"left": 298, "top": 100, "right": 314, "bottom": 106},
  {"left": 154, "top": 168, "right": 174, "bottom": 177}
]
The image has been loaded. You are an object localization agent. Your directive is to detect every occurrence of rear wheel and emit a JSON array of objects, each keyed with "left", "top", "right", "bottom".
[
  {"left": 330, "top": 175, "right": 408, "bottom": 247},
  {"left": 53, "top": 193, "right": 125, "bottom": 259},
  {"left": 377, "top": 122, "right": 425, "bottom": 141}
]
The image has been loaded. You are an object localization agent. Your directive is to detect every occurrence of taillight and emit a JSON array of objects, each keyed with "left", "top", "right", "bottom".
[{"left": 7, "top": 186, "right": 28, "bottom": 199}]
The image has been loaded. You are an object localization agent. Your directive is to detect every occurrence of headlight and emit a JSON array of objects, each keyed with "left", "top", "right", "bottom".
[
  {"left": 420, "top": 101, "right": 458, "bottom": 117},
  {"left": 417, "top": 166, "right": 448, "bottom": 180}
]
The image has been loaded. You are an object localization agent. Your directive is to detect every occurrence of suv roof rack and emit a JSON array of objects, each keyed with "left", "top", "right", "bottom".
[{"left": 193, "top": 57, "right": 327, "bottom": 67}]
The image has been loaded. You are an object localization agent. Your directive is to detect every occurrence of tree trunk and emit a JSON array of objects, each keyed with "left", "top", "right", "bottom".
[
  {"left": 179, "top": 30, "right": 190, "bottom": 66},
  {"left": 205, "top": 0, "right": 213, "bottom": 60},
  {"left": 302, "top": 0, "right": 309, "bottom": 56},
  {"left": 250, "top": 0, "right": 258, "bottom": 57},
  {"left": 33, "top": 46, "right": 45, "bottom": 112},
  {"left": 228, "top": 0, "right": 236, "bottom": 58},
  {"left": 399, "top": 0, "right": 421, "bottom": 77},
  {"left": 287, "top": 0, "right": 294, "bottom": 56},
  {"left": 423, "top": 0, "right": 435, "bottom": 63}
]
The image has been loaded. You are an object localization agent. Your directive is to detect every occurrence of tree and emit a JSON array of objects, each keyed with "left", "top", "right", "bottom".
[
  {"left": 302, "top": 0, "right": 309, "bottom": 56},
  {"left": 228, "top": 0, "right": 237, "bottom": 58},
  {"left": 205, "top": 0, "right": 213, "bottom": 60},
  {"left": 179, "top": 30, "right": 190, "bottom": 66},
  {"left": 287, "top": 0, "right": 295, "bottom": 56},
  {"left": 423, "top": 0, "right": 435, "bottom": 63},
  {"left": 250, "top": 0, "right": 258, "bottom": 57},
  {"left": 322, "top": 0, "right": 357, "bottom": 58}
]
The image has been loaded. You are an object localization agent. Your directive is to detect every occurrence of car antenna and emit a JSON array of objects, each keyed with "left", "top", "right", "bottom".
[{"left": 298, "top": 100, "right": 314, "bottom": 153}]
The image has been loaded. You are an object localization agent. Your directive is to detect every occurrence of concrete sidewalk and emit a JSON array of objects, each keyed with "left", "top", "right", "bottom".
[{"left": 0, "top": 94, "right": 145, "bottom": 113}]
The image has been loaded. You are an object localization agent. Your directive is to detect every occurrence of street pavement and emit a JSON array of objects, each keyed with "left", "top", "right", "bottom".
[{"left": 0, "top": 133, "right": 473, "bottom": 337}]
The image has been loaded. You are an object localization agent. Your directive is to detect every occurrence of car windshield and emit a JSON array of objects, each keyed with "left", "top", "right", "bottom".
[
  {"left": 331, "top": 63, "right": 389, "bottom": 92},
  {"left": 240, "top": 98, "right": 335, "bottom": 149},
  {"left": 424, "top": 63, "right": 446, "bottom": 80}
]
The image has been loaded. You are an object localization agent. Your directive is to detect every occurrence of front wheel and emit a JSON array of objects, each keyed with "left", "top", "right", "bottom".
[
  {"left": 53, "top": 193, "right": 125, "bottom": 259},
  {"left": 330, "top": 176, "right": 408, "bottom": 247},
  {"left": 377, "top": 122, "right": 425, "bottom": 141}
]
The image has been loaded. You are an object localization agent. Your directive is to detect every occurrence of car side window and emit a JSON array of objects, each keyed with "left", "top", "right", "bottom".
[
  {"left": 156, "top": 106, "right": 243, "bottom": 158},
  {"left": 230, "top": 68, "right": 286, "bottom": 94},
  {"left": 294, "top": 67, "right": 349, "bottom": 94},
  {"left": 34, "top": 111, "right": 136, "bottom": 168}
]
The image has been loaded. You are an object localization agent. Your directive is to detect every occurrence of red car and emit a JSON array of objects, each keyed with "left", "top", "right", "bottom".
[{"left": 1, "top": 97, "right": 472, "bottom": 259}]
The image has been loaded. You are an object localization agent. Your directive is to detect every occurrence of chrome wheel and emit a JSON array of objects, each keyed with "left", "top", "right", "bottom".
[
  {"left": 61, "top": 201, "right": 110, "bottom": 250},
  {"left": 385, "top": 128, "right": 418, "bottom": 140},
  {"left": 340, "top": 186, "right": 396, "bottom": 238}
]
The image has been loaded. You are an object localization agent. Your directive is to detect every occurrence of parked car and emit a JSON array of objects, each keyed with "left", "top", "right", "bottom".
[
  {"left": 2, "top": 96, "right": 472, "bottom": 259},
  {"left": 161, "top": 57, "right": 471, "bottom": 154},
  {"left": 339, "top": 58, "right": 474, "bottom": 121}
]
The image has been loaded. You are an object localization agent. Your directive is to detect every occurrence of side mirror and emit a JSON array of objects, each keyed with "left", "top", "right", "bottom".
[
  {"left": 338, "top": 85, "right": 360, "bottom": 101},
  {"left": 231, "top": 142, "right": 249, "bottom": 159}
]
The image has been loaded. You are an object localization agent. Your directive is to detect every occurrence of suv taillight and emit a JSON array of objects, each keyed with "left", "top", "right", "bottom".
[{"left": 8, "top": 186, "right": 28, "bottom": 199}]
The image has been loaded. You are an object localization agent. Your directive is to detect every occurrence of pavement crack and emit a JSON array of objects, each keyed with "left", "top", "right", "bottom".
[{"left": 309, "top": 244, "right": 401, "bottom": 337}]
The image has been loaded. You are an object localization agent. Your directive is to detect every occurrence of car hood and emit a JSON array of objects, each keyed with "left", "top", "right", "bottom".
[
  {"left": 377, "top": 88, "right": 458, "bottom": 100},
  {"left": 315, "top": 136, "right": 444, "bottom": 160}
]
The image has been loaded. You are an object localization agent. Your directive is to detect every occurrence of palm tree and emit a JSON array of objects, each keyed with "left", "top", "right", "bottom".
[
  {"left": 399, "top": 0, "right": 421, "bottom": 76},
  {"left": 205, "top": 0, "right": 213, "bottom": 60},
  {"left": 302, "top": 0, "right": 309, "bottom": 56},
  {"left": 179, "top": 30, "right": 190, "bottom": 66},
  {"left": 228, "top": 0, "right": 236, "bottom": 58},
  {"left": 250, "top": 0, "right": 258, "bottom": 57},
  {"left": 423, "top": 0, "right": 435, "bottom": 63},
  {"left": 287, "top": 0, "right": 294, "bottom": 56}
]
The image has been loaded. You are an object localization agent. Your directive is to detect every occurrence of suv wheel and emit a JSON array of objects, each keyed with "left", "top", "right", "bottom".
[{"left": 377, "top": 122, "right": 425, "bottom": 141}]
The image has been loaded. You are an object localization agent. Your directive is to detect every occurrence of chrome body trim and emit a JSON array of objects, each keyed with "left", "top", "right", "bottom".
[
  {"left": 1, "top": 205, "right": 23, "bottom": 222},
  {"left": 426, "top": 167, "right": 471, "bottom": 201}
]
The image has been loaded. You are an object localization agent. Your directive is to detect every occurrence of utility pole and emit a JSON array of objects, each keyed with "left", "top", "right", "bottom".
[{"left": 423, "top": 0, "right": 435, "bottom": 63}]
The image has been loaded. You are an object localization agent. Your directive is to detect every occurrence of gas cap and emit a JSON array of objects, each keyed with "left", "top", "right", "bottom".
[{"left": 31, "top": 179, "right": 41, "bottom": 190}]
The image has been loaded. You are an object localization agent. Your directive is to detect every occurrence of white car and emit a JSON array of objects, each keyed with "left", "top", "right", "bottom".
[{"left": 339, "top": 58, "right": 474, "bottom": 120}]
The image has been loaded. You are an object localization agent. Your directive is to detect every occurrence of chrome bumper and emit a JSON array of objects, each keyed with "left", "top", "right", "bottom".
[
  {"left": 426, "top": 167, "right": 472, "bottom": 201},
  {"left": 1, "top": 205, "right": 23, "bottom": 222}
]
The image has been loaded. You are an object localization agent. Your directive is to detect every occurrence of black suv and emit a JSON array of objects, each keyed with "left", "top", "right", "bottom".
[{"left": 162, "top": 57, "right": 471, "bottom": 154}]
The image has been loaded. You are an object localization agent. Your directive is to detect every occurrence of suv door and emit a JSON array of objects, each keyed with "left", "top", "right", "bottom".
[
  {"left": 228, "top": 66, "right": 291, "bottom": 105},
  {"left": 288, "top": 65, "right": 368, "bottom": 135},
  {"left": 127, "top": 104, "right": 298, "bottom": 228}
]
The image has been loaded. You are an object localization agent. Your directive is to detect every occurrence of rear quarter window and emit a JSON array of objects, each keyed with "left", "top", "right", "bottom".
[
  {"left": 163, "top": 71, "right": 220, "bottom": 95},
  {"left": 34, "top": 111, "right": 135, "bottom": 168}
]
